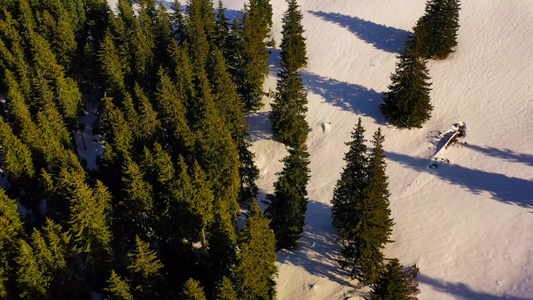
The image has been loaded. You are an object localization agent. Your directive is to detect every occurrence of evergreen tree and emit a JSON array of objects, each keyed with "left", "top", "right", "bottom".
[
  {"left": 215, "top": 276, "right": 237, "bottom": 300},
  {"left": 170, "top": 0, "right": 187, "bottom": 43},
  {"left": 182, "top": 278, "right": 206, "bottom": 300},
  {"left": 413, "top": 0, "right": 460, "bottom": 59},
  {"left": 99, "top": 30, "right": 126, "bottom": 98},
  {"left": 235, "top": 1, "right": 270, "bottom": 111},
  {"left": 331, "top": 118, "right": 368, "bottom": 243},
  {"left": 0, "top": 118, "right": 35, "bottom": 182},
  {"left": 269, "top": 69, "right": 310, "bottom": 147},
  {"left": 269, "top": 0, "right": 309, "bottom": 147},
  {"left": 368, "top": 259, "right": 419, "bottom": 300},
  {"left": 128, "top": 236, "right": 164, "bottom": 298},
  {"left": 105, "top": 270, "right": 134, "bottom": 300},
  {"left": 265, "top": 144, "right": 310, "bottom": 249},
  {"left": 380, "top": 36, "right": 432, "bottom": 129},
  {"left": 16, "top": 239, "right": 50, "bottom": 299},
  {"left": 64, "top": 172, "right": 113, "bottom": 266},
  {"left": 332, "top": 126, "right": 394, "bottom": 284},
  {"left": 357, "top": 128, "right": 394, "bottom": 283},
  {"left": 215, "top": 1, "right": 229, "bottom": 49},
  {"left": 0, "top": 189, "right": 24, "bottom": 298},
  {"left": 234, "top": 201, "right": 277, "bottom": 300},
  {"left": 279, "top": 0, "right": 307, "bottom": 71}
]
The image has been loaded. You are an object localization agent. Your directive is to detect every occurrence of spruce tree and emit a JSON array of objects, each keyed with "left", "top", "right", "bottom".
[
  {"left": 357, "top": 128, "right": 394, "bottom": 283},
  {"left": 269, "top": 0, "right": 309, "bottom": 147},
  {"left": 105, "top": 270, "right": 134, "bottom": 300},
  {"left": 413, "top": 0, "right": 460, "bottom": 59},
  {"left": 331, "top": 118, "right": 368, "bottom": 247},
  {"left": 234, "top": 201, "right": 277, "bottom": 300},
  {"left": 16, "top": 239, "right": 50, "bottom": 299},
  {"left": 128, "top": 236, "right": 164, "bottom": 298},
  {"left": 332, "top": 126, "right": 394, "bottom": 284},
  {"left": 235, "top": 1, "right": 270, "bottom": 111},
  {"left": 182, "top": 278, "right": 207, "bottom": 300},
  {"left": 380, "top": 36, "right": 432, "bottom": 129},
  {"left": 215, "top": 276, "right": 237, "bottom": 300},
  {"left": 368, "top": 259, "right": 419, "bottom": 300},
  {"left": 265, "top": 144, "right": 310, "bottom": 249},
  {"left": 0, "top": 189, "right": 24, "bottom": 298}
]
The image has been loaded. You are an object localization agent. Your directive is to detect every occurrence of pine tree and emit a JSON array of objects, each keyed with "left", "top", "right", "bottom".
[
  {"left": 265, "top": 144, "right": 310, "bottom": 249},
  {"left": 182, "top": 278, "right": 206, "bottom": 300},
  {"left": 0, "top": 189, "right": 24, "bottom": 298},
  {"left": 121, "top": 157, "right": 155, "bottom": 242},
  {"left": 413, "top": 0, "right": 460, "bottom": 59},
  {"left": 16, "top": 239, "right": 50, "bottom": 299},
  {"left": 215, "top": 276, "right": 237, "bottom": 300},
  {"left": 269, "top": 0, "right": 309, "bottom": 147},
  {"left": 234, "top": 201, "right": 277, "bottom": 300},
  {"left": 128, "top": 236, "right": 164, "bottom": 297},
  {"left": 215, "top": 1, "right": 229, "bottom": 49},
  {"left": 380, "top": 36, "right": 432, "bottom": 129},
  {"left": 0, "top": 118, "right": 35, "bottom": 182},
  {"left": 331, "top": 118, "right": 368, "bottom": 247},
  {"left": 99, "top": 30, "right": 126, "bottom": 97},
  {"left": 279, "top": 0, "right": 306, "bottom": 71},
  {"left": 105, "top": 270, "right": 134, "bottom": 300},
  {"left": 269, "top": 69, "right": 310, "bottom": 147},
  {"left": 332, "top": 126, "right": 394, "bottom": 284},
  {"left": 64, "top": 172, "right": 113, "bottom": 266},
  {"left": 357, "top": 128, "right": 394, "bottom": 283},
  {"left": 170, "top": 0, "right": 187, "bottom": 43},
  {"left": 368, "top": 259, "right": 419, "bottom": 300},
  {"left": 235, "top": 1, "right": 270, "bottom": 111}
]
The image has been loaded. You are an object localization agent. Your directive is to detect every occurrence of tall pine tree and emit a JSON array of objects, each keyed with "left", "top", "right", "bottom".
[
  {"left": 413, "top": 0, "right": 460, "bottom": 59},
  {"left": 380, "top": 35, "right": 432, "bottom": 129},
  {"left": 269, "top": 0, "right": 309, "bottom": 147},
  {"left": 265, "top": 144, "right": 310, "bottom": 249}
]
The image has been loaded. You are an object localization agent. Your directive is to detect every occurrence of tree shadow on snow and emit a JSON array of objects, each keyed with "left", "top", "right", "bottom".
[
  {"left": 246, "top": 111, "right": 273, "bottom": 142},
  {"left": 419, "top": 274, "right": 533, "bottom": 300},
  {"left": 276, "top": 200, "right": 353, "bottom": 286},
  {"left": 464, "top": 144, "right": 533, "bottom": 168},
  {"left": 386, "top": 151, "right": 533, "bottom": 209},
  {"left": 307, "top": 11, "right": 409, "bottom": 54},
  {"left": 268, "top": 47, "right": 282, "bottom": 77},
  {"left": 301, "top": 70, "right": 386, "bottom": 124}
]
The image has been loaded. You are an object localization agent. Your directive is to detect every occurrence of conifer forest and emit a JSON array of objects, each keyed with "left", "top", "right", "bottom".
[{"left": 0, "top": 0, "right": 463, "bottom": 299}]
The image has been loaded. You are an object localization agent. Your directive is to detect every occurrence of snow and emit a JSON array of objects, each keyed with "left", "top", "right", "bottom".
[{"left": 104, "top": 0, "right": 533, "bottom": 299}]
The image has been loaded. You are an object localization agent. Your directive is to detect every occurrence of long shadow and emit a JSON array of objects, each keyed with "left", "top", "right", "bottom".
[
  {"left": 464, "top": 144, "right": 533, "bottom": 167},
  {"left": 301, "top": 70, "right": 386, "bottom": 124},
  {"left": 420, "top": 274, "right": 533, "bottom": 300},
  {"left": 386, "top": 151, "right": 533, "bottom": 208},
  {"left": 276, "top": 200, "right": 352, "bottom": 286},
  {"left": 308, "top": 11, "right": 410, "bottom": 53}
]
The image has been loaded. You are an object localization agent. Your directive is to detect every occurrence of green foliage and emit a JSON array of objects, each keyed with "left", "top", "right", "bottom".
[
  {"left": 269, "top": 69, "right": 310, "bottom": 147},
  {"left": 332, "top": 125, "right": 394, "bottom": 284},
  {"left": 234, "top": 201, "right": 277, "bottom": 300},
  {"left": 99, "top": 30, "right": 126, "bottom": 97},
  {"left": 332, "top": 118, "right": 368, "bottom": 235},
  {"left": 182, "top": 278, "right": 206, "bottom": 300},
  {"left": 65, "top": 172, "right": 113, "bottom": 266},
  {"left": 234, "top": 1, "right": 270, "bottom": 111},
  {"left": 215, "top": 276, "right": 237, "bottom": 300},
  {"left": 413, "top": 0, "right": 461, "bottom": 59},
  {"left": 269, "top": 0, "right": 309, "bottom": 147},
  {"left": 105, "top": 270, "right": 134, "bottom": 300},
  {"left": 128, "top": 236, "right": 164, "bottom": 281},
  {"left": 380, "top": 36, "right": 433, "bottom": 129},
  {"left": 16, "top": 239, "right": 50, "bottom": 299},
  {"left": 265, "top": 144, "right": 310, "bottom": 249},
  {"left": 0, "top": 118, "right": 35, "bottom": 181},
  {"left": 279, "top": 0, "right": 306, "bottom": 71},
  {"left": 0, "top": 190, "right": 24, "bottom": 297},
  {"left": 368, "top": 259, "right": 419, "bottom": 300}
]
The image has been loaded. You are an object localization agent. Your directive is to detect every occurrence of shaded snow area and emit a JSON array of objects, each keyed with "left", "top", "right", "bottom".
[
  {"left": 76, "top": 95, "right": 105, "bottom": 171},
  {"left": 100, "top": 0, "right": 533, "bottom": 299}
]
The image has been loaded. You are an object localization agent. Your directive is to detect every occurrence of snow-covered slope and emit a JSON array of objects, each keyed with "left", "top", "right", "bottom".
[
  {"left": 246, "top": 0, "right": 533, "bottom": 299},
  {"left": 107, "top": 0, "right": 533, "bottom": 299}
]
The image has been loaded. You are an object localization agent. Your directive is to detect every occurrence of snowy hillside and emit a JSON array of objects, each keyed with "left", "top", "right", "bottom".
[{"left": 108, "top": 0, "right": 533, "bottom": 299}]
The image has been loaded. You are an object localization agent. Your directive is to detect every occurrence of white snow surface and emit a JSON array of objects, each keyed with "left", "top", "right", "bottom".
[{"left": 106, "top": 0, "right": 533, "bottom": 299}]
